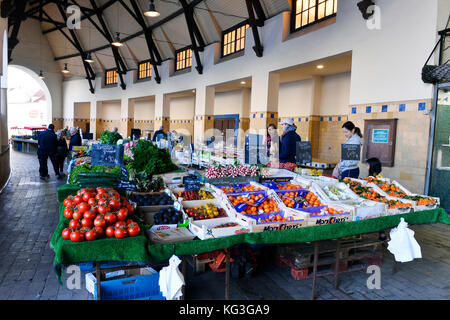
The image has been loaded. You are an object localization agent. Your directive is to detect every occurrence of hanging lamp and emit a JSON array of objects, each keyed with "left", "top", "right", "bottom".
[
  {"left": 144, "top": 0, "right": 160, "bottom": 17},
  {"left": 62, "top": 63, "right": 70, "bottom": 74},
  {"left": 111, "top": 32, "right": 123, "bottom": 47}
]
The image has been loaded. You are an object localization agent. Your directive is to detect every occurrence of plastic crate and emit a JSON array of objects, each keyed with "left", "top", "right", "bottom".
[
  {"left": 86, "top": 267, "right": 165, "bottom": 300},
  {"left": 78, "top": 261, "right": 144, "bottom": 272}
]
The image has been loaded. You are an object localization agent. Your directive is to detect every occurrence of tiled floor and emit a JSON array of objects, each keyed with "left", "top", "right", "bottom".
[{"left": 0, "top": 149, "right": 449, "bottom": 300}]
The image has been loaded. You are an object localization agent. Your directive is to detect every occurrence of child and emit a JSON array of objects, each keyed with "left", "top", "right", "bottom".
[
  {"left": 366, "top": 157, "right": 387, "bottom": 240},
  {"left": 366, "top": 157, "right": 382, "bottom": 177}
]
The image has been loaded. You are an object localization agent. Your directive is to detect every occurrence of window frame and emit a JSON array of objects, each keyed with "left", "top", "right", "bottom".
[
  {"left": 104, "top": 68, "right": 119, "bottom": 86},
  {"left": 221, "top": 20, "right": 250, "bottom": 59},
  {"left": 174, "top": 46, "right": 193, "bottom": 72},
  {"left": 290, "top": 0, "right": 338, "bottom": 34},
  {"left": 137, "top": 59, "right": 152, "bottom": 81}
]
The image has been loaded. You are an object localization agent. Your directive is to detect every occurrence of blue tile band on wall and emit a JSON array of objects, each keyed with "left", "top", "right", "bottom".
[
  {"left": 271, "top": 114, "right": 274, "bottom": 118},
  {"left": 418, "top": 103, "right": 426, "bottom": 111},
  {"left": 253, "top": 114, "right": 256, "bottom": 118},
  {"left": 382, "top": 105, "right": 388, "bottom": 112},
  {"left": 366, "top": 106, "right": 372, "bottom": 113},
  {"left": 320, "top": 117, "right": 324, "bottom": 121},
  {"left": 329, "top": 117, "right": 332, "bottom": 121},
  {"left": 399, "top": 104, "right": 406, "bottom": 112},
  {"left": 260, "top": 113, "right": 263, "bottom": 118},
  {"left": 306, "top": 118, "right": 309, "bottom": 122},
  {"left": 298, "top": 118, "right": 301, "bottom": 122},
  {"left": 352, "top": 107, "right": 357, "bottom": 114},
  {"left": 338, "top": 116, "right": 341, "bottom": 121}
]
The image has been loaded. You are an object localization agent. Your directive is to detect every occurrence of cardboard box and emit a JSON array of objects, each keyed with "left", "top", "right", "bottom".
[
  {"left": 331, "top": 199, "right": 387, "bottom": 221},
  {"left": 148, "top": 227, "right": 196, "bottom": 244},
  {"left": 188, "top": 216, "right": 251, "bottom": 240}
]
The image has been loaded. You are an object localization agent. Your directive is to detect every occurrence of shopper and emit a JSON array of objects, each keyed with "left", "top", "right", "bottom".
[
  {"left": 56, "top": 130, "right": 68, "bottom": 177},
  {"left": 333, "top": 121, "right": 364, "bottom": 179},
  {"left": 37, "top": 124, "right": 62, "bottom": 180},
  {"left": 264, "top": 124, "right": 280, "bottom": 164},
  {"left": 366, "top": 157, "right": 383, "bottom": 177},
  {"left": 152, "top": 126, "right": 165, "bottom": 142},
  {"left": 68, "top": 127, "right": 82, "bottom": 152},
  {"left": 279, "top": 118, "right": 301, "bottom": 164}
]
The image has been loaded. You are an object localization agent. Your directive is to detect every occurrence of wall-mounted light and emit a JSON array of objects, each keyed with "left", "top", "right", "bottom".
[
  {"left": 62, "top": 63, "right": 70, "bottom": 74},
  {"left": 144, "top": 0, "right": 160, "bottom": 18},
  {"left": 240, "top": 81, "right": 246, "bottom": 85},
  {"left": 111, "top": 33, "right": 123, "bottom": 47},
  {"left": 316, "top": 64, "right": 324, "bottom": 69}
]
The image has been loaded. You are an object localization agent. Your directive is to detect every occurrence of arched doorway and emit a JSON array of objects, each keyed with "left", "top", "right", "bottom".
[{"left": 6, "top": 64, "right": 52, "bottom": 138}]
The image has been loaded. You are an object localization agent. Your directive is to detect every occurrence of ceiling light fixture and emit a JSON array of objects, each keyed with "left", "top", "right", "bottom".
[
  {"left": 316, "top": 64, "right": 324, "bottom": 69},
  {"left": 62, "top": 63, "right": 70, "bottom": 74},
  {"left": 39, "top": 70, "right": 45, "bottom": 79},
  {"left": 111, "top": 32, "right": 123, "bottom": 47},
  {"left": 144, "top": 0, "right": 160, "bottom": 18},
  {"left": 240, "top": 81, "right": 246, "bottom": 85},
  {"left": 84, "top": 52, "right": 94, "bottom": 63}
]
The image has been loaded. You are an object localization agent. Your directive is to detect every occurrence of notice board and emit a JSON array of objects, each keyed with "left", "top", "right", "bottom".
[{"left": 363, "top": 119, "right": 398, "bottom": 167}]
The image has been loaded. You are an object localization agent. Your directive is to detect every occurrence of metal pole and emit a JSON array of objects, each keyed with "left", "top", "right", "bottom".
[
  {"left": 181, "top": 256, "right": 186, "bottom": 300},
  {"left": 334, "top": 240, "right": 341, "bottom": 289},
  {"left": 225, "top": 249, "right": 230, "bottom": 300},
  {"left": 311, "top": 242, "right": 319, "bottom": 300}
]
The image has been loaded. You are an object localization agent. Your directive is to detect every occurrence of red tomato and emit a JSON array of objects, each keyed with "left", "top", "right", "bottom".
[
  {"left": 105, "top": 213, "right": 117, "bottom": 224},
  {"left": 94, "top": 217, "right": 106, "bottom": 228},
  {"left": 115, "top": 221, "right": 127, "bottom": 229},
  {"left": 109, "top": 200, "right": 121, "bottom": 211},
  {"left": 64, "top": 208, "right": 74, "bottom": 219},
  {"left": 116, "top": 208, "right": 128, "bottom": 221},
  {"left": 88, "top": 198, "right": 97, "bottom": 206},
  {"left": 114, "top": 228, "right": 127, "bottom": 239},
  {"left": 127, "top": 204, "right": 134, "bottom": 215},
  {"left": 77, "top": 202, "right": 89, "bottom": 214},
  {"left": 125, "top": 219, "right": 134, "bottom": 226},
  {"left": 63, "top": 199, "right": 73, "bottom": 207},
  {"left": 81, "top": 218, "right": 93, "bottom": 228},
  {"left": 96, "top": 187, "right": 106, "bottom": 195},
  {"left": 70, "top": 231, "right": 84, "bottom": 242},
  {"left": 62, "top": 228, "right": 71, "bottom": 240},
  {"left": 83, "top": 210, "right": 96, "bottom": 220},
  {"left": 127, "top": 224, "right": 141, "bottom": 237},
  {"left": 97, "top": 205, "right": 110, "bottom": 215},
  {"left": 69, "top": 219, "right": 81, "bottom": 230},
  {"left": 73, "top": 196, "right": 83, "bottom": 205},
  {"left": 85, "top": 229, "right": 97, "bottom": 241},
  {"left": 94, "top": 226, "right": 104, "bottom": 237},
  {"left": 72, "top": 210, "right": 83, "bottom": 221},
  {"left": 97, "top": 199, "right": 106, "bottom": 206},
  {"left": 82, "top": 192, "right": 92, "bottom": 203},
  {"left": 105, "top": 226, "right": 115, "bottom": 238}
]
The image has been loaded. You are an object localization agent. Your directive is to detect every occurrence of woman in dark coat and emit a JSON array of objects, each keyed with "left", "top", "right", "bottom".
[
  {"left": 56, "top": 130, "right": 68, "bottom": 176},
  {"left": 279, "top": 118, "right": 301, "bottom": 164}
]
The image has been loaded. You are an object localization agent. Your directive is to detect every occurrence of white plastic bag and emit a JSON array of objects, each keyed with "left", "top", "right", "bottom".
[
  {"left": 158, "top": 255, "right": 185, "bottom": 300},
  {"left": 387, "top": 218, "right": 422, "bottom": 263}
]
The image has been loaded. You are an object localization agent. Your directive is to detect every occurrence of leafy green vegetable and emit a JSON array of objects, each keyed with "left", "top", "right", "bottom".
[
  {"left": 128, "top": 140, "right": 178, "bottom": 176},
  {"left": 100, "top": 130, "right": 123, "bottom": 145}
]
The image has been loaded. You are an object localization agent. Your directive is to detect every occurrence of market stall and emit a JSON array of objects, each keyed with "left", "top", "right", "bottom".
[{"left": 50, "top": 133, "right": 450, "bottom": 300}]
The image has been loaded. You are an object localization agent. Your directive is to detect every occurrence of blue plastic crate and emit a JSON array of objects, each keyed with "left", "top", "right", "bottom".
[
  {"left": 79, "top": 261, "right": 145, "bottom": 272},
  {"left": 91, "top": 270, "right": 165, "bottom": 300}
]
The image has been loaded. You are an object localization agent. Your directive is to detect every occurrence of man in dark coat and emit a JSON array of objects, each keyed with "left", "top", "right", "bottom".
[
  {"left": 37, "top": 124, "right": 62, "bottom": 180},
  {"left": 152, "top": 126, "right": 165, "bottom": 142},
  {"left": 279, "top": 118, "right": 301, "bottom": 164},
  {"left": 68, "top": 127, "right": 82, "bottom": 151}
]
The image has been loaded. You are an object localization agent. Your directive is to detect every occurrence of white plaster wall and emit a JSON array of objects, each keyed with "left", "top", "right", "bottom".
[
  {"left": 169, "top": 96, "right": 195, "bottom": 120},
  {"left": 319, "top": 72, "right": 351, "bottom": 116},
  {"left": 98, "top": 101, "right": 120, "bottom": 120},
  {"left": 62, "top": 0, "right": 440, "bottom": 115},
  {"left": 134, "top": 100, "right": 155, "bottom": 120},
  {"left": 278, "top": 79, "right": 314, "bottom": 117},
  {"left": 10, "top": 18, "right": 63, "bottom": 120},
  {"left": 214, "top": 90, "right": 243, "bottom": 116},
  {"left": 74, "top": 102, "right": 90, "bottom": 119}
]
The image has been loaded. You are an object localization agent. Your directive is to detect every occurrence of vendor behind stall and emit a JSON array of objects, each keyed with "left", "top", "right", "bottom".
[
  {"left": 333, "top": 121, "right": 364, "bottom": 179},
  {"left": 68, "top": 127, "right": 82, "bottom": 152}
]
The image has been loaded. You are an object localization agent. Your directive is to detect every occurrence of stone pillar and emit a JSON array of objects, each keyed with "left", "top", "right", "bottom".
[
  {"left": 193, "top": 86, "right": 215, "bottom": 147},
  {"left": 90, "top": 100, "right": 98, "bottom": 139},
  {"left": 249, "top": 71, "right": 279, "bottom": 135},
  {"left": 0, "top": 87, "right": 7, "bottom": 148},
  {"left": 309, "top": 76, "right": 322, "bottom": 158},
  {"left": 119, "top": 98, "right": 134, "bottom": 139},
  {"left": 154, "top": 93, "right": 170, "bottom": 137}
]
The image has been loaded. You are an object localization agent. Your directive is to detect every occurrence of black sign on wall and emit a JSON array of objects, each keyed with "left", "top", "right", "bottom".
[
  {"left": 341, "top": 144, "right": 361, "bottom": 161},
  {"left": 296, "top": 141, "right": 312, "bottom": 164}
]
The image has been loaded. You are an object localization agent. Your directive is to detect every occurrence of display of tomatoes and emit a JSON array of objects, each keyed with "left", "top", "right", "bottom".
[{"left": 62, "top": 187, "right": 140, "bottom": 242}]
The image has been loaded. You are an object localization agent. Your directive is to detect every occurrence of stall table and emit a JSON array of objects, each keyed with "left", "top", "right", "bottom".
[
  {"left": 11, "top": 138, "right": 38, "bottom": 154},
  {"left": 51, "top": 184, "right": 450, "bottom": 299}
]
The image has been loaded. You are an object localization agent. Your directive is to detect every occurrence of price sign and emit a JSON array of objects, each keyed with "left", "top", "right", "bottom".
[
  {"left": 117, "top": 180, "right": 137, "bottom": 191},
  {"left": 91, "top": 144, "right": 124, "bottom": 166},
  {"left": 341, "top": 144, "right": 361, "bottom": 161},
  {"left": 296, "top": 141, "right": 312, "bottom": 164}
]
